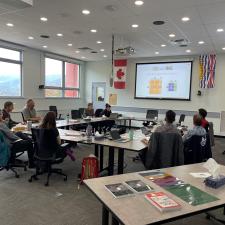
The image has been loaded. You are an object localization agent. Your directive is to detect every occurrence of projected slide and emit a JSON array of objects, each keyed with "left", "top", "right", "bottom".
[{"left": 135, "top": 61, "right": 192, "bottom": 100}]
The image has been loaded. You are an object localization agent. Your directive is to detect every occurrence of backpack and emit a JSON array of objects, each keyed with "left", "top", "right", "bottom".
[
  {"left": 0, "top": 131, "right": 10, "bottom": 167},
  {"left": 80, "top": 156, "right": 99, "bottom": 183}
]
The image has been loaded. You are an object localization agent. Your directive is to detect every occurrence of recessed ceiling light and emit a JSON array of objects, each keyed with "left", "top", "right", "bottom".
[
  {"left": 67, "top": 43, "right": 73, "bottom": 46},
  {"left": 6, "top": 23, "right": 14, "bottom": 27},
  {"left": 182, "top": 17, "right": 190, "bottom": 22},
  {"left": 103, "top": 55, "right": 108, "bottom": 58},
  {"left": 90, "top": 29, "right": 97, "bottom": 33},
  {"left": 57, "top": 33, "right": 63, "bottom": 37},
  {"left": 222, "top": 47, "right": 225, "bottom": 50},
  {"left": 100, "top": 49, "right": 105, "bottom": 52},
  {"left": 43, "top": 45, "right": 48, "bottom": 48},
  {"left": 161, "top": 44, "right": 166, "bottom": 47},
  {"left": 28, "top": 36, "right": 34, "bottom": 40},
  {"left": 135, "top": 0, "right": 144, "bottom": 6},
  {"left": 40, "top": 17, "right": 48, "bottom": 22},
  {"left": 97, "top": 41, "right": 102, "bottom": 44},
  {"left": 169, "top": 33, "right": 176, "bottom": 38},
  {"left": 82, "top": 9, "right": 90, "bottom": 15},
  {"left": 132, "top": 24, "right": 139, "bottom": 28},
  {"left": 75, "top": 50, "right": 80, "bottom": 53},
  {"left": 217, "top": 28, "right": 224, "bottom": 32},
  {"left": 186, "top": 49, "right": 191, "bottom": 53},
  {"left": 155, "top": 51, "right": 159, "bottom": 55},
  {"left": 198, "top": 41, "right": 205, "bottom": 45},
  {"left": 81, "top": 56, "right": 86, "bottom": 59}
]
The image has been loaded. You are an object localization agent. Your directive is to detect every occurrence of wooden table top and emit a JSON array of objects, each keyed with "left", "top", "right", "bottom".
[{"left": 84, "top": 163, "right": 225, "bottom": 225}]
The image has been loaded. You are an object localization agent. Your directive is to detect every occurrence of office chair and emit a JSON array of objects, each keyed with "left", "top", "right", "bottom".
[
  {"left": 21, "top": 112, "right": 25, "bottom": 122},
  {"left": 71, "top": 110, "right": 81, "bottom": 119},
  {"left": 178, "top": 114, "right": 185, "bottom": 124},
  {"left": 143, "top": 110, "right": 158, "bottom": 126},
  {"left": 49, "top": 106, "right": 62, "bottom": 120},
  {"left": 140, "top": 132, "right": 184, "bottom": 170},
  {"left": 95, "top": 109, "right": 103, "bottom": 117},
  {"left": 183, "top": 134, "right": 212, "bottom": 165},
  {"left": 28, "top": 128, "right": 67, "bottom": 186},
  {"left": 79, "top": 108, "right": 86, "bottom": 117},
  {"left": 0, "top": 132, "right": 27, "bottom": 178}
]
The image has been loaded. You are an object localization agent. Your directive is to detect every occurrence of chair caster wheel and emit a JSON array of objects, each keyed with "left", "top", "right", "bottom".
[
  {"left": 45, "top": 183, "right": 49, "bottom": 186},
  {"left": 28, "top": 179, "right": 32, "bottom": 182},
  {"left": 206, "top": 214, "right": 210, "bottom": 220},
  {"left": 15, "top": 174, "right": 19, "bottom": 178},
  {"left": 64, "top": 177, "right": 67, "bottom": 181},
  {"left": 24, "top": 167, "right": 27, "bottom": 171}
]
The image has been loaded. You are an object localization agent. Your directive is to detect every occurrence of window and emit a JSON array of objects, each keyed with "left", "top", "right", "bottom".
[
  {"left": 45, "top": 57, "right": 80, "bottom": 98},
  {"left": 0, "top": 47, "right": 22, "bottom": 97}
]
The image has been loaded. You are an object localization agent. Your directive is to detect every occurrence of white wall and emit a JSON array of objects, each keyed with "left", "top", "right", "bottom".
[
  {"left": 85, "top": 55, "right": 225, "bottom": 133},
  {"left": 0, "top": 41, "right": 86, "bottom": 119}
]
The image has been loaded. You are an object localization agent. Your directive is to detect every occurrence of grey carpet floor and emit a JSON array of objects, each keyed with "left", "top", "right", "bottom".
[{"left": 0, "top": 138, "right": 225, "bottom": 225}]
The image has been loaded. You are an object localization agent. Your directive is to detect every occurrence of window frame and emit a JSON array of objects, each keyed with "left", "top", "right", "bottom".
[
  {"left": 44, "top": 56, "right": 80, "bottom": 99},
  {"left": 0, "top": 46, "right": 23, "bottom": 98}
]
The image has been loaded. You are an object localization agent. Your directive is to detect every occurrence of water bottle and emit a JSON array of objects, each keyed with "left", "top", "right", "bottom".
[
  {"left": 66, "top": 113, "right": 70, "bottom": 123},
  {"left": 27, "top": 121, "right": 32, "bottom": 131},
  {"left": 129, "top": 129, "right": 134, "bottom": 140},
  {"left": 86, "top": 123, "right": 92, "bottom": 142}
]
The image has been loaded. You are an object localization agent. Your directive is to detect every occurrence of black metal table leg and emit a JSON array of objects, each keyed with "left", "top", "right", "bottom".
[
  {"left": 108, "top": 147, "right": 115, "bottom": 176},
  {"left": 112, "top": 215, "right": 119, "bottom": 225},
  {"left": 95, "top": 144, "right": 99, "bottom": 157},
  {"left": 102, "top": 205, "right": 109, "bottom": 225},
  {"left": 100, "top": 145, "right": 104, "bottom": 171},
  {"left": 118, "top": 148, "right": 124, "bottom": 174},
  {"left": 129, "top": 119, "right": 131, "bottom": 129}
]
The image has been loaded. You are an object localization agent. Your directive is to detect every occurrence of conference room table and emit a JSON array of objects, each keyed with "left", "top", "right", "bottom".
[
  {"left": 58, "top": 129, "right": 147, "bottom": 175},
  {"left": 84, "top": 163, "right": 225, "bottom": 225}
]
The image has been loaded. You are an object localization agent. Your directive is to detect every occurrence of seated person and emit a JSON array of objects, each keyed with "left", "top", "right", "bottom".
[
  {"left": 142, "top": 110, "right": 179, "bottom": 145},
  {"left": 101, "top": 103, "right": 112, "bottom": 117},
  {"left": 2, "top": 101, "right": 18, "bottom": 129},
  {"left": 199, "top": 108, "right": 209, "bottom": 132},
  {"left": 85, "top": 103, "right": 94, "bottom": 117},
  {"left": 39, "top": 112, "right": 74, "bottom": 160},
  {"left": 100, "top": 103, "right": 115, "bottom": 132},
  {"left": 22, "top": 99, "right": 41, "bottom": 122},
  {"left": 183, "top": 114, "right": 206, "bottom": 143},
  {"left": 0, "top": 110, "right": 34, "bottom": 168}
]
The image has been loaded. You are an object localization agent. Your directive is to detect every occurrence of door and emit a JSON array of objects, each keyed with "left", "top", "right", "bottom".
[{"left": 92, "top": 82, "right": 106, "bottom": 110}]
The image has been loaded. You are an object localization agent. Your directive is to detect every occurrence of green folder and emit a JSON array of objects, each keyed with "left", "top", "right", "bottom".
[{"left": 165, "top": 184, "right": 219, "bottom": 206}]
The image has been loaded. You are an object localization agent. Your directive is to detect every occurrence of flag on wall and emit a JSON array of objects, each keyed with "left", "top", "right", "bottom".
[
  {"left": 199, "top": 54, "right": 216, "bottom": 88},
  {"left": 114, "top": 59, "right": 127, "bottom": 89}
]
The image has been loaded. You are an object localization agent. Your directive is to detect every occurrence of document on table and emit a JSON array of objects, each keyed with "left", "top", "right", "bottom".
[{"left": 189, "top": 172, "right": 211, "bottom": 178}]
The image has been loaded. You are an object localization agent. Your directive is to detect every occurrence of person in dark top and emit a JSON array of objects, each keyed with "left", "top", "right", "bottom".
[
  {"left": 39, "top": 112, "right": 73, "bottom": 160},
  {"left": 85, "top": 103, "right": 94, "bottom": 117},
  {"left": 101, "top": 103, "right": 112, "bottom": 117},
  {"left": 2, "top": 101, "right": 18, "bottom": 129},
  {"left": 198, "top": 108, "right": 209, "bottom": 132},
  {"left": 0, "top": 110, "right": 34, "bottom": 168}
]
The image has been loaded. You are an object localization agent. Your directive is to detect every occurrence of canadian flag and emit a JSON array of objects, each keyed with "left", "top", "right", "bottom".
[{"left": 114, "top": 59, "right": 127, "bottom": 89}]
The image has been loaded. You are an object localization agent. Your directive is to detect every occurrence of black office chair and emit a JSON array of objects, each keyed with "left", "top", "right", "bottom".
[
  {"left": 95, "top": 109, "right": 103, "bottom": 117},
  {"left": 79, "top": 108, "right": 85, "bottom": 117},
  {"left": 21, "top": 112, "right": 25, "bottom": 122},
  {"left": 0, "top": 132, "right": 27, "bottom": 178},
  {"left": 139, "top": 132, "right": 184, "bottom": 170},
  {"left": 71, "top": 110, "right": 81, "bottom": 119},
  {"left": 178, "top": 114, "right": 185, "bottom": 125},
  {"left": 28, "top": 128, "right": 67, "bottom": 186},
  {"left": 49, "top": 106, "right": 62, "bottom": 120},
  {"left": 183, "top": 134, "right": 212, "bottom": 165},
  {"left": 143, "top": 110, "right": 159, "bottom": 127}
]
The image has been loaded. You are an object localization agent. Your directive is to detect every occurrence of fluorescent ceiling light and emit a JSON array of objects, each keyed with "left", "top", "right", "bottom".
[{"left": 82, "top": 9, "right": 90, "bottom": 15}]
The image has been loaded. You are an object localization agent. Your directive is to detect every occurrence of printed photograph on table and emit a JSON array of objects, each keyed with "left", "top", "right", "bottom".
[
  {"left": 125, "top": 180, "right": 154, "bottom": 193},
  {"left": 105, "top": 183, "right": 134, "bottom": 198}
]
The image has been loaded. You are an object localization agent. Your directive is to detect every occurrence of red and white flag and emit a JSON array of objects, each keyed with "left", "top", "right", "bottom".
[{"left": 114, "top": 59, "right": 127, "bottom": 89}]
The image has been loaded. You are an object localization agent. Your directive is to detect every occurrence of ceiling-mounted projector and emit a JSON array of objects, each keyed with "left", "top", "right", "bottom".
[
  {"left": 114, "top": 46, "right": 135, "bottom": 56},
  {"left": 0, "top": 0, "right": 33, "bottom": 10}
]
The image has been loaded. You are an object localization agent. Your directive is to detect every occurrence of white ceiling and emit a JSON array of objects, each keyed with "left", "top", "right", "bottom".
[{"left": 0, "top": 0, "right": 225, "bottom": 61}]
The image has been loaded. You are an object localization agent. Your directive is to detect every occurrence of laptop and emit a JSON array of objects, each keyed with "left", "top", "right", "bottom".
[
  {"left": 110, "top": 130, "right": 130, "bottom": 143},
  {"left": 109, "top": 113, "right": 118, "bottom": 119}
]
